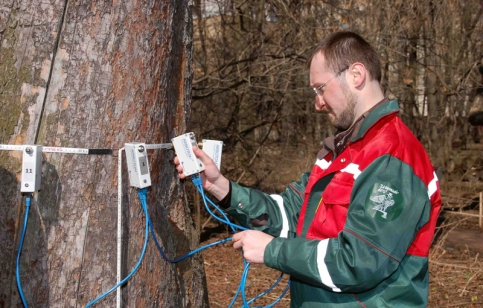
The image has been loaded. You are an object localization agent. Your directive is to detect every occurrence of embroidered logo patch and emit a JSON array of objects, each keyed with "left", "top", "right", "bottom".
[{"left": 365, "top": 183, "right": 403, "bottom": 221}]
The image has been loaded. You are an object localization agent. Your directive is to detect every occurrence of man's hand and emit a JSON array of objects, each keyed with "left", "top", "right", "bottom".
[
  {"left": 173, "top": 146, "right": 230, "bottom": 200},
  {"left": 232, "top": 230, "right": 274, "bottom": 264}
]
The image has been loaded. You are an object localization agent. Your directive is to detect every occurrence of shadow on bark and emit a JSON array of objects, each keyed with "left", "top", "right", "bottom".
[
  {"left": 26, "top": 161, "right": 61, "bottom": 307},
  {"left": 0, "top": 166, "right": 20, "bottom": 308}
]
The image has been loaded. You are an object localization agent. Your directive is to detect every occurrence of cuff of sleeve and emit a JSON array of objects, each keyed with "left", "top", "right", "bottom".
[
  {"left": 216, "top": 181, "right": 232, "bottom": 208},
  {"left": 264, "top": 237, "right": 285, "bottom": 270}
]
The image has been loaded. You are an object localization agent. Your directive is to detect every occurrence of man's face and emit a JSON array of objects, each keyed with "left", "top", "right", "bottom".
[{"left": 310, "top": 53, "right": 356, "bottom": 131}]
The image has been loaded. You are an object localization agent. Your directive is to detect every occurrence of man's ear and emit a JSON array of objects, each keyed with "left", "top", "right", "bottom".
[{"left": 349, "top": 63, "right": 366, "bottom": 88}]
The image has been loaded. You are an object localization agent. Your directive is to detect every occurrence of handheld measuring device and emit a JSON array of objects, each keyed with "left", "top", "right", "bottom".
[{"left": 171, "top": 132, "right": 205, "bottom": 176}]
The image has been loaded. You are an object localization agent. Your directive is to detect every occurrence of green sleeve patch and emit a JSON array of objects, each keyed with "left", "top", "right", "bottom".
[{"left": 365, "top": 183, "right": 404, "bottom": 222}]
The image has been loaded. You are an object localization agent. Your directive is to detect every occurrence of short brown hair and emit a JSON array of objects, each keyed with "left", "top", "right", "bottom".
[{"left": 308, "top": 31, "right": 382, "bottom": 82}]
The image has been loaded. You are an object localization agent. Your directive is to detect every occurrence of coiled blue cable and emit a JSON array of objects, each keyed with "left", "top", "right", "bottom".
[
  {"left": 233, "top": 258, "right": 291, "bottom": 308},
  {"left": 242, "top": 268, "right": 291, "bottom": 308},
  {"left": 16, "top": 195, "right": 31, "bottom": 308},
  {"left": 249, "top": 274, "right": 290, "bottom": 307},
  {"left": 252, "top": 280, "right": 291, "bottom": 308},
  {"left": 85, "top": 189, "right": 150, "bottom": 308}
]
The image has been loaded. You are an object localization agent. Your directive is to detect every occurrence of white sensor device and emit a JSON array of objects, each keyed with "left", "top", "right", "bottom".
[
  {"left": 202, "top": 139, "right": 223, "bottom": 170},
  {"left": 125, "top": 142, "right": 151, "bottom": 188},
  {"left": 172, "top": 132, "right": 205, "bottom": 176},
  {"left": 21, "top": 145, "right": 42, "bottom": 192}
]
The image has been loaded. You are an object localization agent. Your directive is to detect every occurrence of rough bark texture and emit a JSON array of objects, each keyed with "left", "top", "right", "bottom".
[{"left": 0, "top": 0, "right": 209, "bottom": 307}]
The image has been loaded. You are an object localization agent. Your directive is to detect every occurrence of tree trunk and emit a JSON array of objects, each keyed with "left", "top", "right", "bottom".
[{"left": 0, "top": 1, "right": 208, "bottom": 307}]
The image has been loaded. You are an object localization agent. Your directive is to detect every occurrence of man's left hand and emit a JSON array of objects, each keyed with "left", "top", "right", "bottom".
[{"left": 232, "top": 230, "right": 274, "bottom": 264}]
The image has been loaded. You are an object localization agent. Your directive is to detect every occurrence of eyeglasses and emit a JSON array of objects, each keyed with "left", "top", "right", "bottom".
[{"left": 312, "top": 66, "right": 349, "bottom": 96}]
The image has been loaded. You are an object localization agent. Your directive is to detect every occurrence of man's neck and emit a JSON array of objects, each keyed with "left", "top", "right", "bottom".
[{"left": 353, "top": 82, "right": 385, "bottom": 122}]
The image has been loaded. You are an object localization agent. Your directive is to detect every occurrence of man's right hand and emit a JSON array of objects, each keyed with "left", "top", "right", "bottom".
[{"left": 174, "top": 146, "right": 230, "bottom": 201}]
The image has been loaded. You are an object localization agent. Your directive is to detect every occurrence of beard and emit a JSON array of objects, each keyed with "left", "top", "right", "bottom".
[{"left": 331, "top": 81, "right": 357, "bottom": 131}]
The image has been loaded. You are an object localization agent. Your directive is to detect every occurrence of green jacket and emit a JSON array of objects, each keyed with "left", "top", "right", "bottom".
[{"left": 225, "top": 100, "right": 442, "bottom": 307}]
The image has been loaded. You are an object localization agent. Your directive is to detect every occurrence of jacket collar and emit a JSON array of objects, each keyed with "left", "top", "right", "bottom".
[
  {"left": 351, "top": 99, "right": 399, "bottom": 142},
  {"left": 318, "top": 98, "right": 397, "bottom": 160}
]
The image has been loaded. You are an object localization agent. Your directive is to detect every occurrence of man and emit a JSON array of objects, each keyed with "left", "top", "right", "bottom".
[{"left": 175, "top": 31, "right": 441, "bottom": 307}]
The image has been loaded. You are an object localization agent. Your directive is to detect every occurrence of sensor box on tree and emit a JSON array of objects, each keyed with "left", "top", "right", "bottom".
[
  {"left": 125, "top": 142, "right": 151, "bottom": 188},
  {"left": 21, "top": 145, "right": 42, "bottom": 192}
]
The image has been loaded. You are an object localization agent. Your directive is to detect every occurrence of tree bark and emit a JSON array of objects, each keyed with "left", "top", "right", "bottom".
[{"left": 0, "top": 1, "right": 208, "bottom": 307}]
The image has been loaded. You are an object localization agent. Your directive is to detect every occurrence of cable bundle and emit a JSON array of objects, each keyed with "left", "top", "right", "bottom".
[{"left": 190, "top": 174, "right": 290, "bottom": 308}]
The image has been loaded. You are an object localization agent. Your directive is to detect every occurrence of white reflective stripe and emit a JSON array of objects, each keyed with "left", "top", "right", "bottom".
[
  {"left": 316, "top": 239, "right": 341, "bottom": 292},
  {"left": 427, "top": 171, "right": 438, "bottom": 198},
  {"left": 315, "top": 158, "right": 331, "bottom": 170},
  {"left": 340, "top": 163, "right": 361, "bottom": 180},
  {"left": 270, "top": 194, "right": 289, "bottom": 238}
]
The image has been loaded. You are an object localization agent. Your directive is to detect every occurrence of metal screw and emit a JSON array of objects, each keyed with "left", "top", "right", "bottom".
[
  {"left": 143, "top": 180, "right": 147, "bottom": 183},
  {"left": 25, "top": 183, "right": 29, "bottom": 187},
  {"left": 138, "top": 145, "right": 145, "bottom": 153},
  {"left": 189, "top": 132, "right": 196, "bottom": 142},
  {"left": 25, "top": 147, "right": 33, "bottom": 154}
]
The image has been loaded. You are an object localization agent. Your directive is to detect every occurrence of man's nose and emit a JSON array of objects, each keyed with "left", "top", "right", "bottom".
[{"left": 315, "top": 95, "right": 325, "bottom": 111}]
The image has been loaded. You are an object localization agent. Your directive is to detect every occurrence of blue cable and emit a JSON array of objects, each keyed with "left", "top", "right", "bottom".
[
  {"left": 250, "top": 276, "right": 290, "bottom": 307},
  {"left": 16, "top": 195, "right": 31, "bottom": 308},
  {"left": 86, "top": 185, "right": 233, "bottom": 307},
  {"left": 227, "top": 277, "right": 242, "bottom": 308},
  {"left": 85, "top": 189, "right": 150, "bottom": 308},
  {"left": 227, "top": 256, "right": 249, "bottom": 308},
  {"left": 253, "top": 280, "right": 291, "bottom": 308},
  {"left": 237, "top": 262, "right": 291, "bottom": 308},
  {"left": 248, "top": 273, "right": 283, "bottom": 304},
  {"left": 148, "top": 219, "right": 232, "bottom": 263},
  {"left": 240, "top": 262, "right": 251, "bottom": 308},
  {"left": 191, "top": 174, "right": 247, "bottom": 232}
]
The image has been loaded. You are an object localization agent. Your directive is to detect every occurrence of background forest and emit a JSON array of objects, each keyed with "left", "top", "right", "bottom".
[
  {"left": 190, "top": 1, "right": 483, "bottom": 307},
  {"left": 191, "top": 0, "right": 483, "bottom": 191}
]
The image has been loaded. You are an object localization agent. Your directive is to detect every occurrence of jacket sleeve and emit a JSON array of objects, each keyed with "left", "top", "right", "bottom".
[
  {"left": 264, "top": 154, "right": 437, "bottom": 293},
  {"left": 224, "top": 172, "right": 309, "bottom": 238}
]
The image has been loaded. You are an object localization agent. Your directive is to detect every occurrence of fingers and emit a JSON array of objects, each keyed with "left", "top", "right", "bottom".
[
  {"left": 232, "top": 231, "right": 243, "bottom": 250},
  {"left": 177, "top": 167, "right": 186, "bottom": 179},
  {"left": 232, "top": 231, "right": 242, "bottom": 241},
  {"left": 192, "top": 146, "right": 213, "bottom": 165},
  {"left": 231, "top": 230, "right": 272, "bottom": 264},
  {"left": 173, "top": 146, "right": 212, "bottom": 179},
  {"left": 233, "top": 239, "right": 242, "bottom": 250},
  {"left": 173, "top": 155, "right": 187, "bottom": 179}
]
